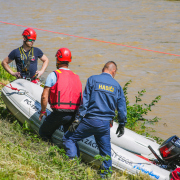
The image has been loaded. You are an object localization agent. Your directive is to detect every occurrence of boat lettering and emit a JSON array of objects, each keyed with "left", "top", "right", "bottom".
[
  {"left": 111, "top": 151, "right": 132, "bottom": 166},
  {"left": 23, "top": 99, "right": 40, "bottom": 113},
  {"left": 133, "top": 164, "right": 160, "bottom": 179},
  {"left": 81, "top": 139, "right": 99, "bottom": 149},
  {"left": 165, "top": 145, "right": 175, "bottom": 154}
]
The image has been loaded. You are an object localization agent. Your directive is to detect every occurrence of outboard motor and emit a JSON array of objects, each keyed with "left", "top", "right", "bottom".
[
  {"left": 159, "top": 135, "right": 180, "bottom": 169},
  {"left": 148, "top": 135, "right": 180, "bottom": 170},
  {"left": 149, "top": 136, "right": 180, "bottom": 179}
]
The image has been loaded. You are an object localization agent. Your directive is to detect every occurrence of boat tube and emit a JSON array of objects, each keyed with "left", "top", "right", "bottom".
[{"left": 1, "top": 79, "right": 171, "bottom": 180}]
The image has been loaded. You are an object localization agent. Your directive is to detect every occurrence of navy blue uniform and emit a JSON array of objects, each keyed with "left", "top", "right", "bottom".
[
  {"left": 8, "top": 47, "right": 43, "bottom": 78},
  {"left": 77, "top": 73, "right": 127, "bottom": 124},
  {"left": 63, "top": 72, "right": 127, "bottom": 176}
]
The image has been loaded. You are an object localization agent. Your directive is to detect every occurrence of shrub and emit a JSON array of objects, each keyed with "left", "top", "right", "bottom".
[{"left": 114, "top": 80, "right": 163, "bottom": 143}]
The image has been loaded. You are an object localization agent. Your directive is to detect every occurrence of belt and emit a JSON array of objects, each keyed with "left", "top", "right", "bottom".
[{"left": 21, "top": 74, "right": 38, "bottom": 81}]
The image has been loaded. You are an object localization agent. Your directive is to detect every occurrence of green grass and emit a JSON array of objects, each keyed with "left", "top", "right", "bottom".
[
  {"left": 0, "top": 119, "right": 154, "bottom": 180},
  {"left": 0, "top": 63, "right": 16, "bottom": 82},
  {"left": 0, "top": 119, "right": 98, "bottom": 179}
]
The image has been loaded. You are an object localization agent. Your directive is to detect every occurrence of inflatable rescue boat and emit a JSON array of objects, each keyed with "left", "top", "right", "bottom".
[{"left": 2, "top": 79, "right": 173, "bottom": 180}]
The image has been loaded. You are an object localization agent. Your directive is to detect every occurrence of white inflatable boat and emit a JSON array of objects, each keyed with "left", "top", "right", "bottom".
[{"left": 1, "top": 79, "right": 171, "bottom": 180}]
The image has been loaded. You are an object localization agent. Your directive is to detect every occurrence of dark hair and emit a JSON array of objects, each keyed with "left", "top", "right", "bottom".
[
  {"left": 102, "top": 61, "right": 117, "bottom": 72},
  {"left": 59, "top": 61, "right": 69, "bottom": 65}
]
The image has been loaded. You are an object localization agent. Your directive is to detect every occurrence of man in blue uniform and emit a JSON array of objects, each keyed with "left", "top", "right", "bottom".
[
  {"left": 1, "top": 28, "right": 49, "bottom": 83},
  {"left": 63, "top": 61, "right": 127, "bottom": 177}
]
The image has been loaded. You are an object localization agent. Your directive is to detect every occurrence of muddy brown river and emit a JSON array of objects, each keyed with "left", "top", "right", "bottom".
[{"left": 0, "top": 0, "right": 180, "bottom": 140}]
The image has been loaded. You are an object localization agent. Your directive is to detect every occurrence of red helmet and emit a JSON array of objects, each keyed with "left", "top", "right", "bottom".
[
  {"left": 22, "top": 28, "right": 37, "bottom": 41},
  {"left": 55, "top": 48, "right": 72, "bottom": 62}
]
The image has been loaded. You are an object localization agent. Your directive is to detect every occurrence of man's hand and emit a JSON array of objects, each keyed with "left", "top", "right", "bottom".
[
  {"left": 39, "top": 111, "right": 47, "bottom": 121},
  {"left": 35, "top": 70, "right": 43, "bottom": 78},
  {"left": 68, "top": 120, "right": 80, "bottom": 132},
  {"left": 12, "top": 72, "right": 21, "bottom": 78},
  {"left": 116, "top": 124, "right": 124, "bottom": 138}
]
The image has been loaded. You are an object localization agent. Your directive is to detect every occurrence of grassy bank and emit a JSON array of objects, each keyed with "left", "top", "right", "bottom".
[
  {"left": 0, "top": 64, "right": 159, "bottom": 179},
  {"left": 0, "top": 118, "right": 154, "bottom": 180},
  {"left": 0, "top": 118, "right": 100, "bottom": 179}
]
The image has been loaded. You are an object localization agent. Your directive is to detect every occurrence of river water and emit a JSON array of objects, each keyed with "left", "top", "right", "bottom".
[{"left": 0, "top": 0, "right": 180, "bottom": 140}]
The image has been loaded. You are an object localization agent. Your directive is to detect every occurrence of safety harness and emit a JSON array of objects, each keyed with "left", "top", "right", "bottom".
[{"left": 19, "top": 46, "right": 34, "bottom": 79}]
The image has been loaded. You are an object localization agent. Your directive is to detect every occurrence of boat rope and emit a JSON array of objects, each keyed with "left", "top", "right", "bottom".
[
  {"left": 0, "top": 82, "right": 20, "bottom": 91},
  {"left": 0, "top": 21, "right": 180, "bottom": 57}
]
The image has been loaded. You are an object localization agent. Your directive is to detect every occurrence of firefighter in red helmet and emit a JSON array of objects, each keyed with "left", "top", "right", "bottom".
[
  {"left": 1, "top": 28, "right": 49, "bottom": 83},
  {"left": 39, "top": 48, "right": 82, "bottom": 142}
]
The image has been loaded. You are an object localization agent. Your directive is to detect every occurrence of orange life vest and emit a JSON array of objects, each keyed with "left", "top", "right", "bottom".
[{"left": 49, "top": 69, "right": 82, "bottom": 112}]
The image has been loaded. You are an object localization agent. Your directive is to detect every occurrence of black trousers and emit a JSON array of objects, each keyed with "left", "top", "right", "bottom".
[{"left": 39, "top": 111, "right": 75, "bottom": 142}]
